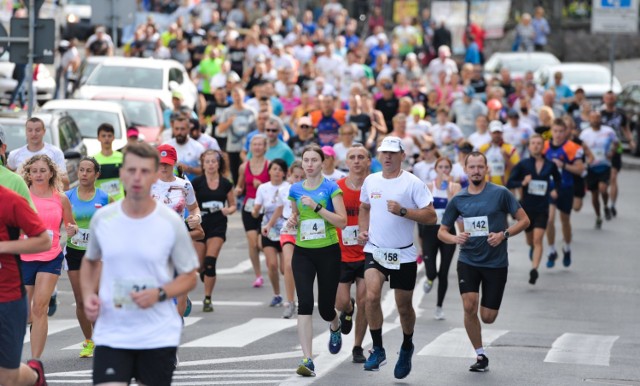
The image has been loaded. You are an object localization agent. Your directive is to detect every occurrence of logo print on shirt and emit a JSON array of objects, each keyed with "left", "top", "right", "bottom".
[{"left": 370, "top": 191, "right": 382, "bottom": 199}]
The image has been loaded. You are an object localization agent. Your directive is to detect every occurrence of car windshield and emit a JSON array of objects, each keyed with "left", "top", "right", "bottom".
[
  {"left": 87, "top": 65, "right": 163, "bottom": 90},
  {"left": 52, "top": 110, "right": 122, "bottom": 139},
  {"left": 554, "top": 70, "right": 611, "bottom": 86},
  {"left": 2, "top": 122, "right": 53, "bottom": 152},
  {"left": 110, "top": 99, "right": 161, "bottom": 128},
  {"left": 67, "top": 0, "right": 91, "bottom": 5},
  {"left": 502, "top": 56, "right": 558, "bottom": 73}
]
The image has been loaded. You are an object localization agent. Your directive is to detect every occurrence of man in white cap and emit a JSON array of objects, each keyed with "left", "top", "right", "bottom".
[
  {"left": 357, "top": 136, "right": 436, "bottom": 379},
  {"left": 478, "top": 121, "right": 520, "bottom": 186},
  {"left": 426, "top": 45, "right": 458, "bottom": 88}
]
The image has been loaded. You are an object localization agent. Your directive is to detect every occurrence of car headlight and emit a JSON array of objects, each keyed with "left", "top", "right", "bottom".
[{"left": 67, "top": 13, "right": 79, "bottom": 23}]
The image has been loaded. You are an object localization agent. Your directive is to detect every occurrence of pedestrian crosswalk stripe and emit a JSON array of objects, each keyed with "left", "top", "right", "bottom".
[
  {"left": 60, "top": 317, "right": 203, "bottom": 350},
  {"left": 544, "top": 333, "right": 619, "bottom": 366},
  {"left": 24, "top": 319, "right": 78, "bottom": 343},
  {"left": 181, "top": 318, "right": 296, "bottom": 348},
  {"left": 416, "top": 327, "right": 509, "bottom": 358}
]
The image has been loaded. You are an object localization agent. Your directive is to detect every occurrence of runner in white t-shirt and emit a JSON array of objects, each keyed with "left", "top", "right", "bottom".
[
  {"left": 358, "top": 136, "right": 436, "bottom": 378},
  {"left": 80, "top": 142, "right": 199, "bottom": 386}
]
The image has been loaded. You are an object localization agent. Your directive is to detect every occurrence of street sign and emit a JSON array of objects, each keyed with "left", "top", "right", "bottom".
[
  {"left": 592, "top": 0, "right": 640, "bottom": 34},
  {"left": 9, "top": 18, "right": 55, "bottom": 64},
  {"left": 23, "top": 0, "right": 45, "bottom": 14}
]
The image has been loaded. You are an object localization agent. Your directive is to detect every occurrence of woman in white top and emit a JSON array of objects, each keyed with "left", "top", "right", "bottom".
[{"left": 332, "top": 123, "right": 358, "bottom": 172}]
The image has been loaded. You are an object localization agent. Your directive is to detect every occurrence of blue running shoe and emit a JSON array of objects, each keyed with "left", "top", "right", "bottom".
[
  {"left": 394, "top": 343, "right": 414, "bottom": 379},
  {"left": 364, "top": 346, "right": 387, "bottom": 371},
  {"left": 546, "top": 251, "right": 557, "bottom": 268},
  {"left": 328, "top": 324, "right": 342, "bottom": 354},
  {"left": 47, "top": 293, "right": 57, "bottom": 317},
  {"left": 183, "top": 297, "right": 192, "bottom": 317},
  {"left": 270, "top": 295, "right": 283, "bottom": 307},
  {"left": 296, "top": 357, "right": 315, "bottom": 377},
  {"left": 563, "top": 249, "right": 571, "bottom": 267}
]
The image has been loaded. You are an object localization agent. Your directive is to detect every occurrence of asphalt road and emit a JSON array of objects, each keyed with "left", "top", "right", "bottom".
[{"left": 22, "top": 166, "right": 640, "bottom": 386}]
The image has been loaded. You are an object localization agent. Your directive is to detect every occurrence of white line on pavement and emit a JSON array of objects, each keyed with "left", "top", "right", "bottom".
[
  {"left": 181, "top": 318, "right": 296, "bottom": 348},
  {"left": 544, "top": 333, "right": 619, "bottom": 366},
  {"left": 417, "top": 327, "right": 509, "bottom": 358},
  {"left": 24, "top": 319, "right": 78, "bottom": 343},
  {"left": 217, "top": 254, "right": 266, "bottom": 275}
]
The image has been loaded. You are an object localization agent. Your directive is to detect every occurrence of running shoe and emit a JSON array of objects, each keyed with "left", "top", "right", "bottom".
[
  {"left": 604, "top": 207, "right": 612, "bottom": 221},
  {"left": 469, "top": 354, "right": 489, "bottom": 372},
  {"left": 79, "top": 339, "right": 95, "bottom": 358},
  {"left": 546, "top": 251, "right": 557, "bottom": 268},
  {"left": 203, "top": 298, "right": 214, "bottom": 312},
  {"left": 296, "top": 357, "right": 316, "bottom": 377},
  {"left": 270, "top": 295, "right": 283, "bottom": 307},
  {"left": 282, "top": 302, "right": 296, "bottom": 319},
  {"left": 47, "top": 293, "right": 57, "bottom": 317},
  {"left": 183, "top": 297, "right": 192, "bottom": 317},
  {"left": 328, "top": 324, "right": 342, "bottom": 354},
  {"left": 563, "top": 250, "right": 571, "bottom": 267},
  {"left": 394, "top": 343, "right": 414, "bottom": 379},
  {"left": 27, "top": 359, "right": 47, "bottom": 386},
  {"left": 529, "top": 268, "right": 539, "bottom": 285},
  {"left": 352, "top": 346, "right": 366, "bottom": 363},
  {"left": 339, "top": 297, "right": 355, "bottom": 335},
  {"left": 364, "top": 346, "right": 387, "bottom": 371},
  {"left": 253, "top": 276, "right": 264, "bottom": 288},
  {"left": 611, "top": 206, "right": 617, "bottom": 217},
  {"left": 595, "top": 218, "right": 603, "bottom": 230},
  {"left": 423, "top": 280, "right": 433, "bottom": 294},
  {"left": 434, "top": 306, "right": 445, "bottom": 320}
]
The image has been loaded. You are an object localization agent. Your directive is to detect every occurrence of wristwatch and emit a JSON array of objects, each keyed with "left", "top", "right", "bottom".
[
  {"left": 158, "top": 287, "right": 167, "bottom": 302},
  {"left": 399, "top": 208, "right": 407, "bottom": 217},
  {"left": 314, "top": 203, "right": 323, "bottom": 213},
  {"left": 503, "top": 230, "right": 510, "bottom": 240}
]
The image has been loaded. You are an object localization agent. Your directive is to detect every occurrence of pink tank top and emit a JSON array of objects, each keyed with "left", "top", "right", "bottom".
[
  {"left": 244, "top": 160, "right": 270, "bottom": 203},
  {"left": 21, "top": 191, "right": 63, "bottom": 262}
]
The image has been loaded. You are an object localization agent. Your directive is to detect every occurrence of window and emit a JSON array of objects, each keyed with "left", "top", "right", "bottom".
[{"left": 168, "top": 68, "right": 184, "bottom": 84}]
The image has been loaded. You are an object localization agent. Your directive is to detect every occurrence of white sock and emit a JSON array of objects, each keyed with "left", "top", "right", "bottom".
[
  {"left": 548, "top": 245, "right": 556, "bottom": 253},
  {"left": 475, "top": 347, "right": 485, "bottom": 356},
  {"left": 563, "top": 243, "right": 570, "bottom": 252}
]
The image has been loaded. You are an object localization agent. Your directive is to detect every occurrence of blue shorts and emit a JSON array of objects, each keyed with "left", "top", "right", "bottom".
[
  {"left": 0, "top": 296, "right": 28, "bottom": 369},
  {"left": 21, "top": 252, "right": 64, "bottom": 286}
]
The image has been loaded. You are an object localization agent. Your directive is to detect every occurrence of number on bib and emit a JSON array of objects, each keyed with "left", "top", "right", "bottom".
[
  {"left": 372, "top": 248, "right": 402, "bottom": 270},
  {"left": 112, "top": 278, "right": 157, "bottom": 310},
  {"left": 527, "top": 180, "right": 548, "bottom": 196},
  {"left": 342, "top": 225, "right": 359, "bottom": 246},
  {"left": 203, "top": 200, "right": 224, "bottom": 213},
  {"left": 267, "top": 227, "right": 280, "bottom": 242},
  {"left": 101, "top": 180, "right": 121, "bottom": 196},
  {"left": 463, "top": 216, "right": 490, "bottom": 237},
  {"left": 489, "top": 161, "right": 505, "bottom": 177},
  {"left": 244, "top": 198, "right": 255, "bottom": 212},
  {"left": 300, "top": 219, "right": 326, "bottom": 241},
  {"left": 70, "top": 228, "right": 90, "bottom": 248}
]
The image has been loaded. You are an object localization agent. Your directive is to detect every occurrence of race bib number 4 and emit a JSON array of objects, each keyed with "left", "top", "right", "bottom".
[
  {"left": 300, "top": 219, "right": 326, "bottom": 241},
  {"left": 70, "top": 228, "right": 90, "bottom": 248},
  {"left": 373, "top": 248, "right": 401, "bottom": 270},
  {"left": 463, "top": 216, "right": 489, "bottom": 237},
  {"left": 527, "top": 180, "right": 548, "bottom": 196},
  {"left": 112, "top": 278, "right": 156, "bottom": 310},
  {"left": 341, "top": 225, "right": 359, "bottom": 246}
]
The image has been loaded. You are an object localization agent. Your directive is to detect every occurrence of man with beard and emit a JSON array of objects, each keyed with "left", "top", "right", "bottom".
[
  {"left": 438, "top": 151, "right": 529, "bottom": 373},
  {"left": 163, "top": 115, "right": 205, "bottom": 181}
]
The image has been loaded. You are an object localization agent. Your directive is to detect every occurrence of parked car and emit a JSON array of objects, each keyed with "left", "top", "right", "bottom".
[
  {"left": 0, "top": 110, "right": 86, "bottom": 186},
  {"left": 618, "top": 81, "right": 640, "bottom": 156},
  {"left": 484, "top": 52, "right": 560, "bottom": 80},
  {"left": 0, "top": 51, "right": 56, "bottom": 105},
  {"left": 92, "top": 92, "right": 167, "bottom": 145},
  {"left": 41, "top": 99, "right": 128, "bottom": 156},
  {"left": 68, "top": 56, "right": 110, "bottom": 96},
  {"left": 534, "top": 63, "right": 622, "bottom": 105},
  {"left": 74, "top": 57, "right": 198, "bottom": 110}
]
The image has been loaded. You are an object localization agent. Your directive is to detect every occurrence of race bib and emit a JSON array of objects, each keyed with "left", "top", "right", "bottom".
[
  {"left": 46, "top": 229, "right": 54, "bottom": 239},
  {"left": 463, "top": 216, "right": 489, "bottom": 237},
  {"left": 203, "top": 200, "right": 224, "bottom": 213},
  {"left": 300, "top": 219, "right": 326, "bottom": 241},
  {"left": 244, "top": 198, "right": 255, "bottom": 212},
  {"left": 435, "top": 209, "right": 446, "bottom": 225},
  {"left": 100, "top": 180, "right": 121, "bottom": 196},
  {"left": 112, "top": 277, "right": 157, "bottom": 310},
  {"left": 70, "top": 228, "right": 90, "bottom": 248},
  {"left": 489, "top": 161, "right": 505, "bottom": 177},
  {"left": 373, "top": 248, "right": 401, "bottom": 270},
  {"left": 593, "top": 148, "right": 606, "bottom": 162},
  {"left": 267, "top": 227, "right": 280, "bottom": 242},
  {"left": 528, "top": 180, "right": 548, "bottom": 196},
  {"left": 341, "top": 225, "right": 359, "bottom": 246}
]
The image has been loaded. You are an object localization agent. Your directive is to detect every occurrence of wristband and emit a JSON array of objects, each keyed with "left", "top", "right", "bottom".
[{"left": 314, "top": 203, "right": 323, "bottom": 213}]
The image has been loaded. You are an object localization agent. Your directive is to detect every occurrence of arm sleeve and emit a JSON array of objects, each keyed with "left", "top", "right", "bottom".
[
  {"left": 440, "top": 196, "right": 460, "bottom": 227},
  {"left": 413, "top": 178, "right": 433, "bottom": 208},
  {"left": 53, "top": 149, "right": 67, "bottom": 174},
  {"left": 359, "top": 178, "right": 370, "bottom": 204},
  {"left": 503, "top": 188, "right": 522, "bottom": 216},
  {"left": 255, "top": 185, "right": 265, "bottom": 205},
  {"left": 506, "top": 163, "right": 523, "bottom": 189}
]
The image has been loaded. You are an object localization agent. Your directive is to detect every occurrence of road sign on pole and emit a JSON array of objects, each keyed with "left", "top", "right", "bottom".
[
  {"left": 9, "top": 18, "right": 55, "bottom": 65},
  {"left": 592, "top": 0, "right": 639, "bottom": 34}
]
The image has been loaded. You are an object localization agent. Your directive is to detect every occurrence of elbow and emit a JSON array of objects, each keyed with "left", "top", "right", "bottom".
[
  {"left": 336, "top": 216, "right": 348, "bottom": 229},
  {"left": 39, "top": 237, "right": 52, "bottom": 253}
]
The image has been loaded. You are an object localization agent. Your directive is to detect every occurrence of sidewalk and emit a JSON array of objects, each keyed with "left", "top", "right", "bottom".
[{"left": 622, "top": 154, "right": 640, "bottom": 170}]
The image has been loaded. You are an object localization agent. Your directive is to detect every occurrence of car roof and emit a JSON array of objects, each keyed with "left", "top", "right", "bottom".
[
  {"left": 490, "top": 52, "right": 559, "bottom": 59},
  {"left": 42, "top": 99, "right": 124, "bottom": 113},
  {"left": 93, "top": 92, "right": 163, "bottom": 102},
  {"left": 97, "top": 57, "right": 184, "bottom": 70},
  {"left": 539, "top": 63, "right": 610, "bottom": 72}
]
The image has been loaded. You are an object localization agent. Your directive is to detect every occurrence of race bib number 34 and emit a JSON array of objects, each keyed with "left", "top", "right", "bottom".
[
  {"left": 463, "top": 216, "right": 489, "bottom": 237},
  {"left": 373, "top": 248, "right": 401, "bottom": 270}
]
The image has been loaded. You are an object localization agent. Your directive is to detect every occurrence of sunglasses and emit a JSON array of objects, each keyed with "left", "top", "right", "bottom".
[
  {"left": 265, "top": 128, "right": 279, "bottom": 133},
  {"left": 422, "top": 148, "right": 435, "bottom": 152},
  {"left": 300, "top": 125, "right": 311, "bottom": 129}
]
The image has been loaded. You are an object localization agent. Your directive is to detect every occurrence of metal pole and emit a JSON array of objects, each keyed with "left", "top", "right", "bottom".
[
  {"left": 111, "top": 0, "right": 118, "bottom": 48},
  {"left": 609, "top": 34, "right": 615, "bottom": 90},
  {"left": 27, "top": 0, "right": 35, "bottom": 116}
]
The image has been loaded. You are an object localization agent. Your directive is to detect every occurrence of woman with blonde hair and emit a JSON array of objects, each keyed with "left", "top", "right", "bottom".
[
  {"left": 21, "top": 154, "right": 76, "bottom": 359},
  {"left": 535, "top": 105, "right": 555, "bottom": 139}
]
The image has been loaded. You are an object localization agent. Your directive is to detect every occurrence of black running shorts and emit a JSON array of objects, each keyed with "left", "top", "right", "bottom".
[
  {"left": 93, "top": 346, "right": 177, "bottom": 386},
  {"left": 457, "top": 261, "right": 508, "bottom": 310},
  {"left": 364, "top": 253, "right": 417, "bottom": 291}
]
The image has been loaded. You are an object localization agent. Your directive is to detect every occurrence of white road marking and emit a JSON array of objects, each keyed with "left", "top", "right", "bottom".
[
  {"left": 179, "top": 351, "right": 301, "bottom": 367},
  {"left": 217, "top": 254, "right": 266, "bottom": 275},
  {"left": 544, "top": 333, "right": 619, "bottom": 366},
  {"left": 181, "top": 318, "right": 296, "bottom": 348},
  {"left": 24, "top": 319, "right": 78, "bottom": 343},
  {"left": 417, "top": 328, "right": 509, "bottom": 358}
]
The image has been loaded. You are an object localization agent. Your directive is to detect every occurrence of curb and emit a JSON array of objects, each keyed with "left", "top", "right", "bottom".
[{"left": 622, "top": 156, "right": 640, "bottom": 171}]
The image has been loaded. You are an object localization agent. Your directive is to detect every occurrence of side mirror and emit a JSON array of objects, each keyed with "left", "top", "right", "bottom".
[{"left": 64, "top": 150, "right": 82, "bottom": 159}]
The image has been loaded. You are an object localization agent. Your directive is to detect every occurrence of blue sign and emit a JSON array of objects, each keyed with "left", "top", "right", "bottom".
[{"left": 601, "top": 0, "right": 632, "bottom": 8}]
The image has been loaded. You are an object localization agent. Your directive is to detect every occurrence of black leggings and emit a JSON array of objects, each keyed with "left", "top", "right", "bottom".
[
  {"left": 292, "top": 244, "right": 341, "bottom": 321},
  {"left": 421, "top": 224, "right": 456, "bottom": 307}
]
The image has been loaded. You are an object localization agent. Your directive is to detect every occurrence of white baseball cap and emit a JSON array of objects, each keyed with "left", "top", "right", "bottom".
[
  {"left": 489, "top": 120, "right": 504, "bottom": 133},
  {"left": 377, "top": 136, "right": 404, "bottom": 153}
]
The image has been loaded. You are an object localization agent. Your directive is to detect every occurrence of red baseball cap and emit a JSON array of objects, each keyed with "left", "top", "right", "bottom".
[
  {"left": 127, "top": 127, "right": 139, "bottom": 138},
  {"left": 157, "top": 144, "right": 177, "bottom": 166}
]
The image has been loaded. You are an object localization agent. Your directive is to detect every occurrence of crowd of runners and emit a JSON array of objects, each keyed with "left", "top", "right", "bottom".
[{"left": 0, "top": 2, "right": 636, "bottom": 385}]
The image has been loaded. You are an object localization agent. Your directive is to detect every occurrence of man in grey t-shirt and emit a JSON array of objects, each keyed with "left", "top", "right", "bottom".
[
  {"left": 438, "top": 152, "right": 529, "bottom": 373},
  {"left": 450, "top": 87, "right": 488, "bottom": 138}
]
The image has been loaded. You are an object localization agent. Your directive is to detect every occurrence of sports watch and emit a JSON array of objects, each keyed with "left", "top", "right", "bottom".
[
  {"left": 399, "top": 208, "right": 407, "bottom": 217},
  {"left": 503, "top": 230, "right": 510, "bottom": 240}
]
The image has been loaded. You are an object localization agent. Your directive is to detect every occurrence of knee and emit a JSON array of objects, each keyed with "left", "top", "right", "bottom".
[
  {"left": 480, "top": 312, "right": 498, "bottom": 324},
  {"left": 319, "top": 305, "right": 336, "bottom": 322},
  {"left": 297, "top": 300, "right": 313, "bottom": 316},
  {"left": 31, "top": 301, "right": 48, "bottom": 319},
  {"left": 203, "top": 256, "right": 217, "bottom": 277},
  {"left": 462, "top": 298, "right": 478, "bottom": 315},
  {"left": 266, "top": 257, "right": 279, "bottom": 272},
  {"left": 396, "top": 301, "right": 414, "bottom": 317}
]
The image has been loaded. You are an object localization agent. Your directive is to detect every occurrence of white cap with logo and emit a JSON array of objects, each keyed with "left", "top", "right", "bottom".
[
  {"left": 377, "top": 136, "right": 404, "bottom": 153},
  {"left": 489, "top": 120, "right": 504, "bottom": 133}
]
